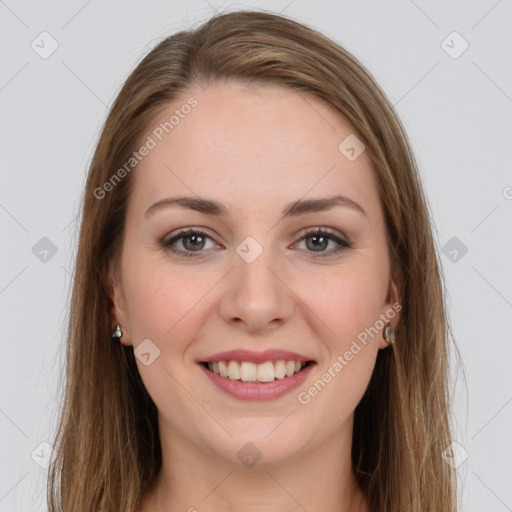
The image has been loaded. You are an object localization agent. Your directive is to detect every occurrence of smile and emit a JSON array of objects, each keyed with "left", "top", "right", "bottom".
[
  {"left": 202, "top": 360, "right": 313, "bottom": 382},
  {"left": 198, "top": 360, "right": 316, "bottom": 401}
]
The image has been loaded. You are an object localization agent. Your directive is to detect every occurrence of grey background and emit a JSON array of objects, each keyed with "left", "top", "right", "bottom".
[{"left": 1, "top": 0, "right": 511, "bottom": 510}]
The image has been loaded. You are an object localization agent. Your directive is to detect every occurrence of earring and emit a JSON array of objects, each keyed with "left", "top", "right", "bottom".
[
  {"left": 112, "top": 324, "right": 123, "bottom": 340},
  {"left": 384, "top": 325, "right": 396, "bottom": 345}
]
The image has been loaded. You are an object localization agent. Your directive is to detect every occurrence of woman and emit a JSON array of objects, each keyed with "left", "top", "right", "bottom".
[{"left": 47, "top": 10, "right": 460, "bottom": 512}]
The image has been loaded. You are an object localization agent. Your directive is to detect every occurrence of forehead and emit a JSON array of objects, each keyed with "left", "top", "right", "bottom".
[{"left": 129, "top": 81, "right": 380, "bottom": 218}]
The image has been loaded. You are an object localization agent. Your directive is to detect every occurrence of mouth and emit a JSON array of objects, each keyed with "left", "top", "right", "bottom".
[{"left": 199, "top": 360, "right": 316, "bottom": 383}]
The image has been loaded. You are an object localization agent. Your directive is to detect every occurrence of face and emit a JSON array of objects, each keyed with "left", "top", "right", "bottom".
[{"left": 109, "top": 80, "right": 401, "bottom": 466}]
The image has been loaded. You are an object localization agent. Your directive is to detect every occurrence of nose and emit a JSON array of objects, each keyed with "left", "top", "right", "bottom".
[{"left": 219, "top": 243, "right": 295, "bottom": 333}]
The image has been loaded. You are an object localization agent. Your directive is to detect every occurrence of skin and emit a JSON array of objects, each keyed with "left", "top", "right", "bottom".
[{"left": 108, "top": 80, "right": 401, "bottom": 512}]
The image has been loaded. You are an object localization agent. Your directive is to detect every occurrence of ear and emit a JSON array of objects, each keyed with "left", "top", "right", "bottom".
[
  {"left": 107, "top": 261, "right": 132, "bottom": 346},
  {"left": 377, "top": 267, "right": 403, "bottom": 349}
]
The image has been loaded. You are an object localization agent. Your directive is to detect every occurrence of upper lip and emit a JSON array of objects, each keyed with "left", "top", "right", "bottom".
[{"left": 197, "top": 349, "right": 316, "bottom": 364}]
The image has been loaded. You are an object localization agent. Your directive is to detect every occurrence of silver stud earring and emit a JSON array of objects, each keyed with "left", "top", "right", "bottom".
[
  {"left": 112, "top": 324, "right": 123, "bottom": 340},
  {"left": 384, "top": 325, "right": 396, "bottom": 345}
]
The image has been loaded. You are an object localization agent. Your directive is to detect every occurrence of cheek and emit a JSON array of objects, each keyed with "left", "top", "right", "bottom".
[
  {"left": 302, "top": 264, "right": 386, "bottom": 348},
  {"left": 121, "top": 250, "right": 217, "bottom": 348},
  {"left": 292, "top": 269, "right": 383, "bottom": 423},
  {"left": 120, "top": 256, "right": 212, "bottom": 406}
]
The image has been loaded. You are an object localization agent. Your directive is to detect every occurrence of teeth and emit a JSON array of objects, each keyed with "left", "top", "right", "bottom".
[
  {"left": 206, "top": 360, "right": 308, "bottom": 382},
  {"left": 227, "top": 361, "right": 240, "bottom": 380},
  {"left": 274, "top": 360, "right": 286, "bottom": 379},
  {"left": 257, "top": 361, "right": 274, "bottom": 383},
  {"left": 219, "top": 361, "right": 228, "bottom": 377},
  {"left": 241, "top": 361, "right": 258, "bottom": 382}
]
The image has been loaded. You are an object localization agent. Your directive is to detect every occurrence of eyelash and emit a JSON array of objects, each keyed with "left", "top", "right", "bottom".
[{"left": 160, "top": 227, "right": 352, "bottom": 259}]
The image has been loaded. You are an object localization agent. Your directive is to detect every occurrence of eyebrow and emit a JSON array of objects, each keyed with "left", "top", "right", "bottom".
[{"left": 144, "top": 194, "right": 367, "bottom": 219}]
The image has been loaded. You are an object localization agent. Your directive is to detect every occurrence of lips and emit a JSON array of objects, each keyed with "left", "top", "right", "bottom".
[
  {"left": 197, "top": 348, "right": 315, "bottom": 365},
  {"left": 196, "top": 348, "right": 317, "bottom": 400},
  {"left": 198, "top": 360, "right": 316, "bottom": 401}
]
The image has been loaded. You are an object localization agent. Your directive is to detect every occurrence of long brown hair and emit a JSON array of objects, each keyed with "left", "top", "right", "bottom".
[{"left": 48, "top": 10, "right": 461, "bottom": 511}]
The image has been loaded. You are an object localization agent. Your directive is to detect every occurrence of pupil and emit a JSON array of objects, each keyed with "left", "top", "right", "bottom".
[
  {"left": 308, "top": 235, "right": 326, "bottom": 251},
  {"left": 185, "top": 234, "right": 204, "bottom": 250}
]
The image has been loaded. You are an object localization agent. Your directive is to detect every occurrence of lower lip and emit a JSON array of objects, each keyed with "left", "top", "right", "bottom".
[{"left": 198, "top": 363, "right": 316, "bottom": 401}]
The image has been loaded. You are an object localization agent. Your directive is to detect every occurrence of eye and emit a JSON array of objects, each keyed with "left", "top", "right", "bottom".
[
  {"left": 160, "top": 227, "right": 351, "bottom": 258},
  {"left": 293, "top": 227, "right": 352, "bottom": 258},
  {"left": 160, "top": 228, "right": 220, "bottom": 257}
]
